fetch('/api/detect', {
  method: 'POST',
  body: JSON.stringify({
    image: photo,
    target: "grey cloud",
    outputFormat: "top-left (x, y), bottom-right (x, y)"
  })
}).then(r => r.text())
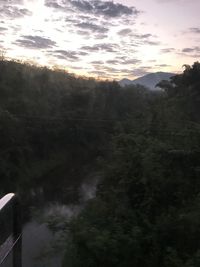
top-left (0, 0), bottom-right (24, 5)
top-left (45, 1), bottom-right (63, 9)
top-left (81, 45), bottom-right (99, 52)
top-left (81, 43), bottom-right (119, 53)
top-left (66, 17), bottom-right (108, 39)
top-left (0, 5), bottom-right (31, 19)
top-left (92, 64), bottom-right (133, 75)
top-left (90, 64), bottom-right (152, 78)
top-left (119, 31), bottom-right (160, 47)
top-left (45, 0), bottom-right (139, 18)
top-left (92, 65), bottom-right (150, 77)
top-left (182, 47), bottom-right (200, 53)
top-left (123, 59), bottom-right (141, 64)
top-left (92, 65), bottom-right (123, 74)
top-left (118, 28), bottom-right (132, 36)
top-left (76, 30), bottom-right (90, 36)
top-left (90, 70), bottom-right (107, 76)
top-left (106, 60), bottom-right (119, 65)
top-left (182, 48), bottom-right (194, 53)
top-left (51, 50), bottom-right (79, 60)
top-left (145, 40), bottom-right (160, 46)
top-left (78, 15), bottom-right (98, 23)
top-left (126, 33), bottom-right (161, 47)
top-left (91, 60), bottom-right (104, 64)
top-left (70, 66), bottom-right (86, 70)
top-left (0, 27), bottom-right (7, 31)
top-left (66, 18), bottom-right (80, 24)
top-left (115, 66), bottom-right (152, 76)
top-left (10, 25), bottom-right (21, 32)
top-left (131, 68), bottom-right (151, 76)
top-left (15, 35), bottom-right (56, 49)
top-left (102, 66), bottom-right (122, 73)
top-left (132, 33), bottom-right (153, 39)
top-left (156, 64), bottom-right (171, 67)
top-left (49, 49), bottom-right (88, 61)
top-left (75, 22), bottom-right (108, 33)
top-left (94, 33), bottom-right (108, 39)
top-left (148, 59), bottom-right (157, 62)
top-left (78, 51), bottom-right (88, 56)
top-left (68, 0), bottom-right (93, 12)
top-left (106, 58), bottom-right (141, 65)
top-left (118, 30), bottom-right (154, 39)
top-left (189, 27), bottom-right (200, 34)
top-left (160, 48), bottom-right (175, 53)
top-left (97, 43), bottom-right (118, 52)
top-left (69, 0), bottom-right (138, 17)
top-left (156, 0), bottom-right (187, 2)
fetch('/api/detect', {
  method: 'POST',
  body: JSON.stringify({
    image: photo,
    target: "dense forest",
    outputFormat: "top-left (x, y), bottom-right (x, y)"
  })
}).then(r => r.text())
top-left (0, 59), bottom-right (200, 266)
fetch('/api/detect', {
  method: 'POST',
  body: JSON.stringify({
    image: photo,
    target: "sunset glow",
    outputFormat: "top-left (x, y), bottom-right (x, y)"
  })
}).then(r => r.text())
top-left (0, 0), bottom-right (199, 79)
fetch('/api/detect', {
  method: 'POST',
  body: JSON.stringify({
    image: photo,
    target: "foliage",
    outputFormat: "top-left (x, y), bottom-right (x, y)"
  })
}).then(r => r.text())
top-left (0, 60), bottom-right (152, 203)
top-left (63, 62), bottom-right (200, 266)
top-left (1, 59), bottom-right (200, 266)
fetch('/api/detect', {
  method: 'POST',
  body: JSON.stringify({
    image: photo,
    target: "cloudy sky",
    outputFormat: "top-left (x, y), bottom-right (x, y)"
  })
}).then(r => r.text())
top-left (0, 0), bottom-right (200, 79)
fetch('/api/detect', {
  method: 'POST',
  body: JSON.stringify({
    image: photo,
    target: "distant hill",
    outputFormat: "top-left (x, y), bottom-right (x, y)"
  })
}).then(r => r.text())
top-left (119, 72), bottom-right (175, 90)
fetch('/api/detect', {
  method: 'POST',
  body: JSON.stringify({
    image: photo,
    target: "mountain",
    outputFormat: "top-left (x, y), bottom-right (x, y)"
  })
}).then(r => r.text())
top-left (119, 72), bottom-right (175, 90)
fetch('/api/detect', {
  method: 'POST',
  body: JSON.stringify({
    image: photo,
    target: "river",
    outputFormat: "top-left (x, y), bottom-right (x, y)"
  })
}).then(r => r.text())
top-left (22, 176), bottom-right (99, 267)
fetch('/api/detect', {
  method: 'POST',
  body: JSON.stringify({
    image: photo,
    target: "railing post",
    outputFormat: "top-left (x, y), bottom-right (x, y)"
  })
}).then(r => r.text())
top-left (0, 193), bottom-right (22, 267)
top-left (13, 196), bottom-right (22, 267)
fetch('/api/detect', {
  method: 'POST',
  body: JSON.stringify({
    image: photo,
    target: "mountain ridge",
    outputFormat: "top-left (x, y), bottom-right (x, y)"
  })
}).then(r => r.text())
top-left (119, 71), bottom-right (175, 90)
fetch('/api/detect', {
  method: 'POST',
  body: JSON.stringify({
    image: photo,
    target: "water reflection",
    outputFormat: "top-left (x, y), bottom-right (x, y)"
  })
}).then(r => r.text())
top-left (22, 177), bottom-right (99, 267)
top-left (22, 220), bottom-right (62, 267)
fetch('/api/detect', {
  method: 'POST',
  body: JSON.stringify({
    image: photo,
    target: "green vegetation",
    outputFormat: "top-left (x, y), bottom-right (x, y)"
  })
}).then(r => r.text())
top-left (63, 62), bottom-right (200, 267)
top-left (0, 58), bottom-right (200, 266)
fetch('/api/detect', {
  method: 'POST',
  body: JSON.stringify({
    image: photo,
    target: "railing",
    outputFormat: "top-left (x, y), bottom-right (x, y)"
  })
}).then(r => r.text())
top-left (0, 194), bottom-right (22, 267)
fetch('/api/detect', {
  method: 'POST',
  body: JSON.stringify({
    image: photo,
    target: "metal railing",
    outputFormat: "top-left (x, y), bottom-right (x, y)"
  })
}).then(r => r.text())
top-left (0, 194), bottom-right (22, 267)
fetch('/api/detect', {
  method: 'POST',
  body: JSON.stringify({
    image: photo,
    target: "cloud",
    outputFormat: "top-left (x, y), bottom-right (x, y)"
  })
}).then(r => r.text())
top-left (91, 60), bottom-right (104, 64)
top-left (118, 30), bottom-right (160, 47)
top-left (123, 59), bottom-right (141, 64)
top-left (81, 45), bottom-right (99, 52)
top-left (49, 49), bottom-right (89, 61)
top-left (81, 43), bottom-right (119, 53)
top-left (106, 60), bottom-right (119, 65)
top-left (45, 1), bottom-right (64, 9)
top-left (118, 29), bottom-right (155, 40)
top-left (90, 70), bottom-right (107, 76)
top-left (131, 67), bottom-right (151, 76)
top-left (180, 47), bottom-right (200, 58)
top-left (106, 57), bottom-right (141, 65)
top-left (15, 35), bottom-right (56, 49)
top-left (189, 27), bottom-right (200, 34)
top-left (132, 33), bottom-right (153, 39)
top-left (156, 64), bottom-right (171, 67)
top-left (0, 27), bottom-right (7, 32)
top-left (118, 28), bottom-right (132, 36)
top-left (94, 33), bottom-right (108, 39)
top-left (65, 18), bottom-right (80, 24)
top-left (75, 22), bottom-right (108, 33)
top-left (160, 48), bottom-right (175, 53)
top-left (91, 63), bottom-right (148, 77)
top-left (45, 0), bottom-right (139, 18)
top-left (50, 49), bottom-right (80, 60)
top-left (97, 43), bottom-right (119, 52)
top-left (182, 47), bottom-right (200, 53)
top-left (145, 40), bottom-right (160, 46)
top-left (0, 5), bottom-right (31, 19)
top-left (156, 0), bottom-right (188, 3)
top-left (0, 0), bottom-right (24, 5)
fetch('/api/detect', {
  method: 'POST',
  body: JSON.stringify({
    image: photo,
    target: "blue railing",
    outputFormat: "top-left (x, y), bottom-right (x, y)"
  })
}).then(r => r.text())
top-left (0, 194), bottom-right (22, 267)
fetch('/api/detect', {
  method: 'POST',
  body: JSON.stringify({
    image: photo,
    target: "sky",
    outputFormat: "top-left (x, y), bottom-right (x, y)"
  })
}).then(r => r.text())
top-left (0, 0), bottom-right (200, 80)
